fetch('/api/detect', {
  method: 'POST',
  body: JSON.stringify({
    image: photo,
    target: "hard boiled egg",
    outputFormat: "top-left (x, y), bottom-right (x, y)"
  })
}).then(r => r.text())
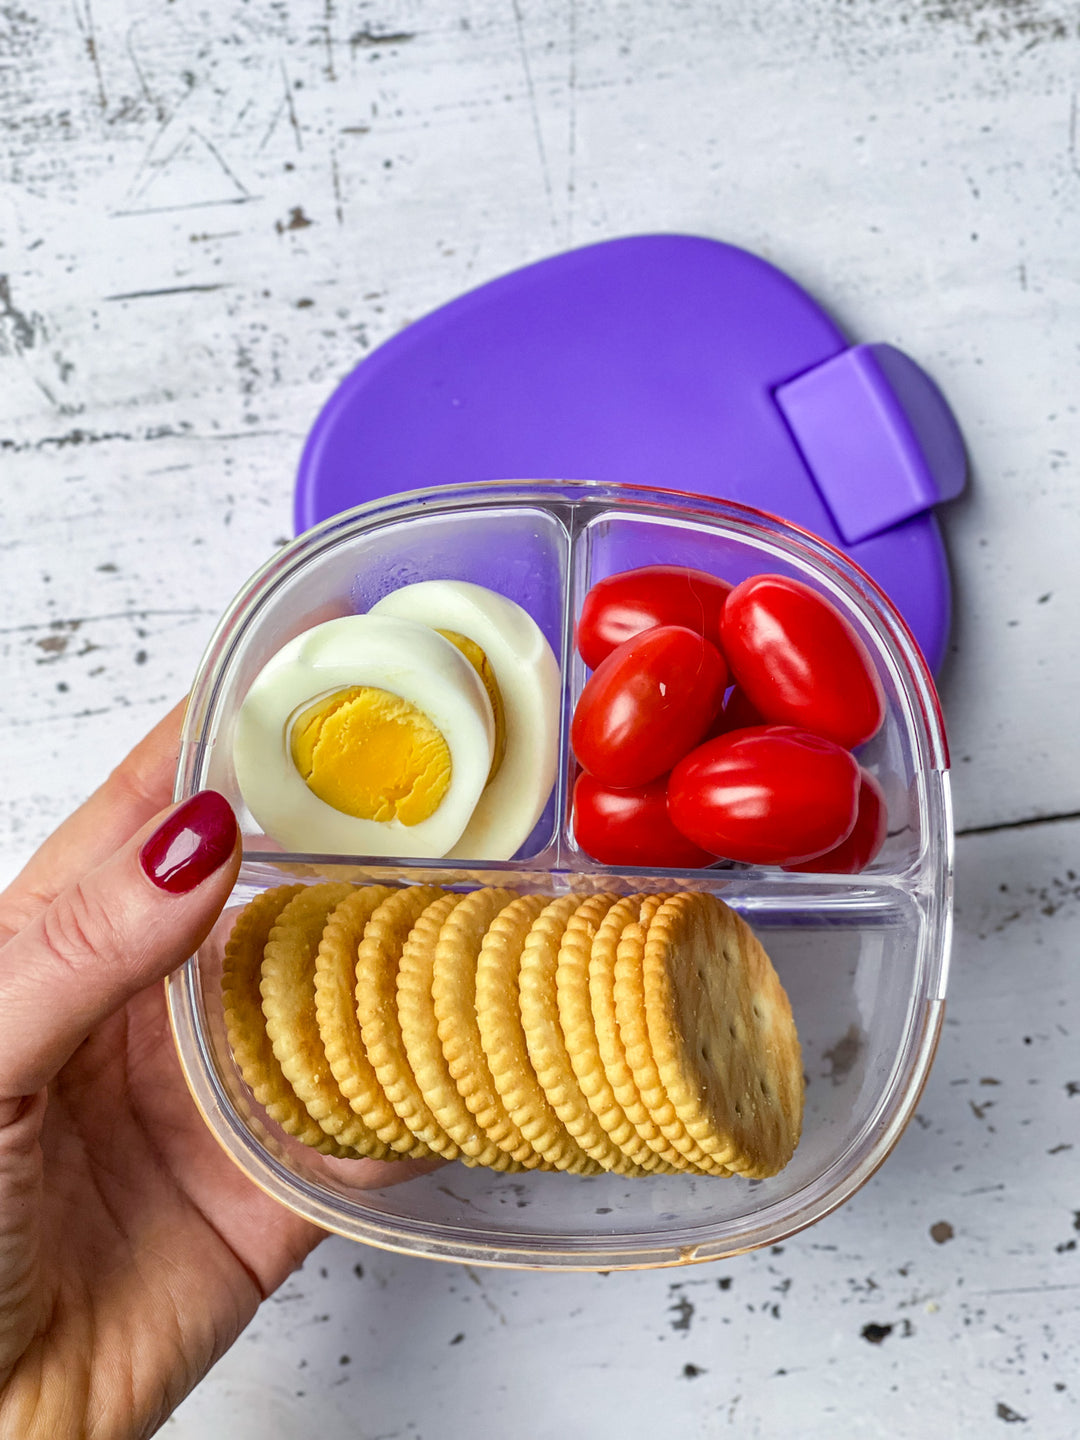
top-left (368, 580), bottom-right (560, 860)
top-left (233, 614), bottom-right (495, 857)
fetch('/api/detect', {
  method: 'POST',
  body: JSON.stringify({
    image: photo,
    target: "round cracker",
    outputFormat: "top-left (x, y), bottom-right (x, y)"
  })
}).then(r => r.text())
top-left (398, 891), bottom-right (524, 1171)
top-left (352, 885), bottom-right (456, 1157)
top-left (433, 888), bottom-right (549, 1167)
top-left (476, 894), bottom-right (602, 1174)
top-left (590, 894), bottom-right (716, 1173)
top-left (642, 893), bottom-right (804, 1178)
top-left (554, 895), bottom-right (683, 1173)
top-left (608, 897), bottom-right (730, 1176)
top-left (222, 885), bottom-right (353, 1157)
top-left (520, 895), bottom-right (660, 1176)
top-left (313, 883), bottom-right (438, 1157)
top-left (262, 882), bottom-right (401, 1158)
top-left (366, 891), bottom-right (464, 1155)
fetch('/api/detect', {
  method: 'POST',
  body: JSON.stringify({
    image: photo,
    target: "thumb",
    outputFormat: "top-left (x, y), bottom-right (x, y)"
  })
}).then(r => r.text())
top-left (0, 791), bottom-right (240, 1102)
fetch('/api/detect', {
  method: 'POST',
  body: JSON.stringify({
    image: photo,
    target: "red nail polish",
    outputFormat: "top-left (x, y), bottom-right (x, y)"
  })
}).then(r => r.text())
top-left (139, 791), bottom-right (238, 895)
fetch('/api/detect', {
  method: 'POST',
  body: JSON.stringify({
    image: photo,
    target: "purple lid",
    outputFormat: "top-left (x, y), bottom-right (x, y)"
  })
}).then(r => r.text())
top-left (295, 235), bottom-right (965, 671)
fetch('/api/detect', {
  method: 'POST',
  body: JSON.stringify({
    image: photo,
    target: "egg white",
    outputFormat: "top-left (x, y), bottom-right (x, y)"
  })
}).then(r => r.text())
top-left (369, 580), bottom-right (560, 861)
top-left (233, 614), bottom-right (495, 857)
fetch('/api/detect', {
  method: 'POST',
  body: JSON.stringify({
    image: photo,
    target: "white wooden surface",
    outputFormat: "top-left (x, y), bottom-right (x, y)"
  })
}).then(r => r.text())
top-left (3, 2), bottom-right (1079, 1435)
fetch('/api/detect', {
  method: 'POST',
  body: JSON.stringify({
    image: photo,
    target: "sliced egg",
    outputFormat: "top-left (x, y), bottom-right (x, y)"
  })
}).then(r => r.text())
top-left (233, 614), bottom-right (495, 856)
top-left (369, 580), bottom-right (560, 861)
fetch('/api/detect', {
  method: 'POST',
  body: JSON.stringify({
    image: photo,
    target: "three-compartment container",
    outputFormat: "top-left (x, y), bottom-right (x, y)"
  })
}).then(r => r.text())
top-left (166, 480), bottom-right (952, 1270)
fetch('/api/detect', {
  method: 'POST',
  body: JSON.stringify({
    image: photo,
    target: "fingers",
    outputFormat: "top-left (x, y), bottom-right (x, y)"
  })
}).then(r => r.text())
top-left (0, 1090), bottom-right (48, 1373)
top-left (0, 791), bottom-right (239, 1103)
top-left (0, 701), bottom-right (187, 945)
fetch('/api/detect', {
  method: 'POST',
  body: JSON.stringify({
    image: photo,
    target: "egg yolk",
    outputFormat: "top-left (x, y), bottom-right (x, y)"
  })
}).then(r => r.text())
top-left (436, 629), bottom-right (507, 784)
top-left (287, 632), bottom-right (507, 828)
top-left (289, 687), bottom-right (452, 826)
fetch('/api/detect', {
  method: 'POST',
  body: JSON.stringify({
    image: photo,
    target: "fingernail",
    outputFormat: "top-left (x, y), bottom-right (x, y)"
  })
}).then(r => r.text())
top-left (139, 791), bottom-right (238, 895)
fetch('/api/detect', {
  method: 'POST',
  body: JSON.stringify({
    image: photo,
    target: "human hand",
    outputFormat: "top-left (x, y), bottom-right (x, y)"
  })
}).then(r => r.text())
top-left (0, 706), bottom-right (352, 1438)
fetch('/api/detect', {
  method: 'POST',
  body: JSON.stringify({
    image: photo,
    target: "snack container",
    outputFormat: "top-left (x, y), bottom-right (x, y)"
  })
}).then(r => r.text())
top-left (166, 480), bottom-right (952, 1271)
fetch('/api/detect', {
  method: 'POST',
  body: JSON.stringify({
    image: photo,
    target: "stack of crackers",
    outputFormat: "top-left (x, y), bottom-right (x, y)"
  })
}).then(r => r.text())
top-left (222, 884), bottom-right (804, 1178)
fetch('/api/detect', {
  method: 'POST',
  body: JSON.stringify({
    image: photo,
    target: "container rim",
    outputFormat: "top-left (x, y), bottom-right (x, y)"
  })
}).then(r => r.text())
top-left (166, 478), bottom-right (953, 1270)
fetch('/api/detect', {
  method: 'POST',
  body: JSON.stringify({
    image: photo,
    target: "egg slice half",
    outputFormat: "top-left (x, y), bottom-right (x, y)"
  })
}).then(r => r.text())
top-left (369, 580), bottom-right (560, 860)
top-left (233, 614), bottom-right (495, 856)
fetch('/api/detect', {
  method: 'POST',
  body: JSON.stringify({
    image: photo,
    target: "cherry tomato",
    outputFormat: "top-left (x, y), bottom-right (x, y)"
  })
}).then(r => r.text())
top-left (572, 772), bottom-right (718, 869)
top-left (667, 726), bottom-right (860, 866)
top-left (783, 768), bottom-right (887, 874)
top-left (571, 625), bottom-right (728, 787)
top-left (576, 565), bottom-right (732, 671)
top-left (720, 575), bottom-right (885, 750)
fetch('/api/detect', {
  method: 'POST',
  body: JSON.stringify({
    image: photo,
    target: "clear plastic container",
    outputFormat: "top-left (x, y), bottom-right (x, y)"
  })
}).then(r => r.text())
top-left (166, 480), bottom-right (952, 1271)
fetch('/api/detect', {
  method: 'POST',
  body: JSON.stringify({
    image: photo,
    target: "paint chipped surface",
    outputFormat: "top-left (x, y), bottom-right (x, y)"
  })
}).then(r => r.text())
top-left (3, 2), bottom-right (1080, 1438)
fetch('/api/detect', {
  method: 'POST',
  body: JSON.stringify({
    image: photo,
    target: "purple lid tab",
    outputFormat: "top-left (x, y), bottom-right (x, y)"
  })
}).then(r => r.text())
top-left (774, 343), bottom-right (968, 545)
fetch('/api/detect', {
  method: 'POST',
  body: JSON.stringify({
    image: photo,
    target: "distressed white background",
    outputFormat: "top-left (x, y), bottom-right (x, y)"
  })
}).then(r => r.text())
top-left (2, 1), bottom-right (1079, 1435)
